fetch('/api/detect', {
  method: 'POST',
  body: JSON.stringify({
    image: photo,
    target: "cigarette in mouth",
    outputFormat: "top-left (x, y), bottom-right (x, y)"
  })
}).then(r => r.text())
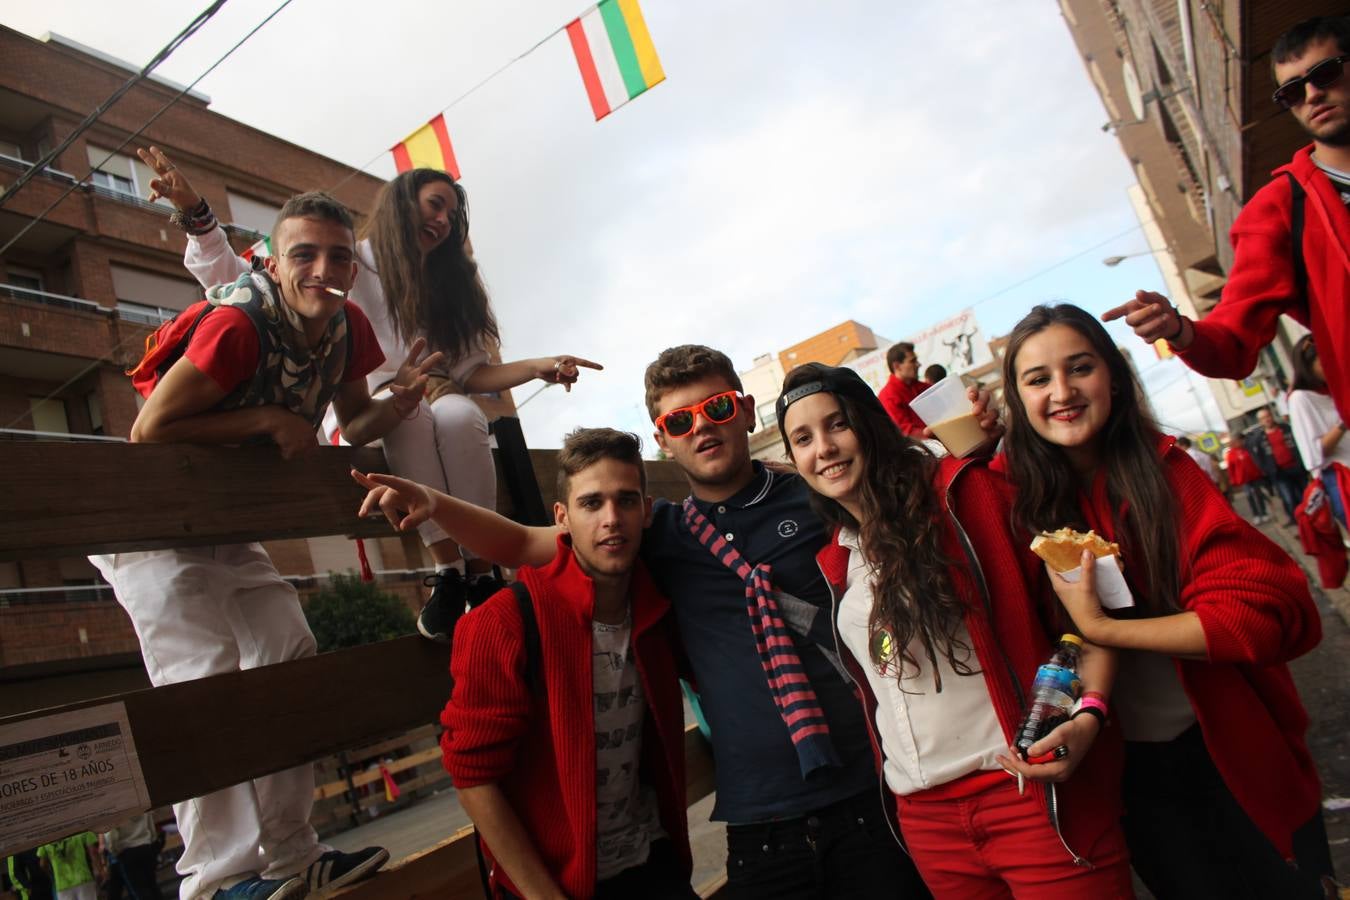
top-left (322, 287), bottom-right (348, 298)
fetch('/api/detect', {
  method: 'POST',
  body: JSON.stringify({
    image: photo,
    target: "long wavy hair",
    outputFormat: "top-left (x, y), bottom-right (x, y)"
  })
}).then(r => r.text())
top-left (1289, 334), bottom-right (1324, 392)
top-left (778, 364), bottom-right (973, 686)
top-left (360, 169), bottom-right (499, 362)
top-left (1001, 304), bottom-right (1181, 615)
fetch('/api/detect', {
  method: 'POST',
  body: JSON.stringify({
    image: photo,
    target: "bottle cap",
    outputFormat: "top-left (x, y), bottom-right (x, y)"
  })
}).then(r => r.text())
top-left (1058, 634), bottom-right (1084, 647)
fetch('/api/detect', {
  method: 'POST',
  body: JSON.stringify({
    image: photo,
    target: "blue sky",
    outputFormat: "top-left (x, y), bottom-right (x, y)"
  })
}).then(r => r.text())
top-left (5, 0), bottom-right (1227, 447)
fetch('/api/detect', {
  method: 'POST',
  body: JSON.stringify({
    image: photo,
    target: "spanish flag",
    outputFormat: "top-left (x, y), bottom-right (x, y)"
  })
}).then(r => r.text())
top-left (566, 0), bottom-right (665, 122)
top-left (391, 114), bottom-right (461, 179)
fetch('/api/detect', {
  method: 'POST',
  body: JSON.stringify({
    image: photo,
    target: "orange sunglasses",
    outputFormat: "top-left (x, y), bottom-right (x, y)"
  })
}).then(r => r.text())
top-left (655, 390), bottom-right (744, 437)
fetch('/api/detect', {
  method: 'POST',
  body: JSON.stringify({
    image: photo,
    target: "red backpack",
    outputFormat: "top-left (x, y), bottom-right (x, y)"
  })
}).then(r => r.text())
top-left (125, 300), bottom-right (215, 398)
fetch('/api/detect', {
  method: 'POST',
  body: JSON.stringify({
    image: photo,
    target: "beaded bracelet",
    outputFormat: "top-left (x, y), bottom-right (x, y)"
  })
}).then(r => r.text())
top-left (169, 198), bottom-right (217, 236)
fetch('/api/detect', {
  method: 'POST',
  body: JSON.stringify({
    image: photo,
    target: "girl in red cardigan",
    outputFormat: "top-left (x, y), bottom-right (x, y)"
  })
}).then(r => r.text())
top-left (999, 303), bottom-right (1333, 899)
top-left (776, 363), bottom-right (1133, 898)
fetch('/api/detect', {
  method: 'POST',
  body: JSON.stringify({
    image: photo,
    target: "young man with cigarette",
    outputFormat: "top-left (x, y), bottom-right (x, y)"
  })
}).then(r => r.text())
top-left (93, 192), bottom-right (440, 900)
top-left (359, 429), bottom-right (693, 899)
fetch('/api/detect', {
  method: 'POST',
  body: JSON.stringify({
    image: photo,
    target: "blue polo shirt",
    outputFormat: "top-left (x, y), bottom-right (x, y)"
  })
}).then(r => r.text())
top-left (644, 462), bottom-right (876, 823)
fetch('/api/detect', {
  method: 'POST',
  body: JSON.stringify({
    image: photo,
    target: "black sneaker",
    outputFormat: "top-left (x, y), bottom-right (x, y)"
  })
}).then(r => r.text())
top-left (467, 574), bottom-right (508, 610)
top-left (300, 846), bottom-right (389, 895)
top-left (417, 570), bottom-right (469, 643)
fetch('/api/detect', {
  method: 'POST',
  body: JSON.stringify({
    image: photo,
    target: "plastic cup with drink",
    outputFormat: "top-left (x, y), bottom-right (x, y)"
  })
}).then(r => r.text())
top-left (909, 374), bottom-right (990, 458)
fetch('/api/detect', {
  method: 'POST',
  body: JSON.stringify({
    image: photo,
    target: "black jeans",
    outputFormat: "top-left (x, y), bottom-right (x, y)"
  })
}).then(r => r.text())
top-left (595, 840), bottom-right (698, 899)
top-left (1122, 725), bottom-right (1334, 900)
top-left (499, 840), bottom-right (695, 900)
top-left (723, 788), bottom-right (931, 900)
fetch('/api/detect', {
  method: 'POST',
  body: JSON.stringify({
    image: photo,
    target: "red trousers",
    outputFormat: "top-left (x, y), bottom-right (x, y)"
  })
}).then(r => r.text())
top-left (896, 772), bottom-right (1134, 899)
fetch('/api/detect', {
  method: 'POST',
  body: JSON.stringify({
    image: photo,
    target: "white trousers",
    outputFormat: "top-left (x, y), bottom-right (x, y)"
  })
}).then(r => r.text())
top-left (377, 392), bottom-right (497, 553)
top-left (90, 544), bottom-right (327, 899)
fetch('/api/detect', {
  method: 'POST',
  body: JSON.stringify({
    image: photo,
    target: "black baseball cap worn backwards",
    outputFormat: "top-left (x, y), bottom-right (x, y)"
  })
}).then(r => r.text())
top-left (775, 363), bottom-right (886, 434)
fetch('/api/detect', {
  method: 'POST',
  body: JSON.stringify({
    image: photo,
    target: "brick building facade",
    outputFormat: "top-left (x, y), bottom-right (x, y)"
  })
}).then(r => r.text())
top-left (1058, 0), bottom-right (1344, 413)
top-left (0, 28), bottom-right (435, 671)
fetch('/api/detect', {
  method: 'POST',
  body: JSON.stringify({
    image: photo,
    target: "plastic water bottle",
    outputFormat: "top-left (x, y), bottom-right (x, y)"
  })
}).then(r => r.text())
top-left (1014, 634), bottom-right (1083, 756)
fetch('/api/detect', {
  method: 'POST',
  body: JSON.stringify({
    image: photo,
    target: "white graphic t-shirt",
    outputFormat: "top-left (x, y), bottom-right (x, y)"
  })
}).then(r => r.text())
top-left (592, 616), bottom-right (663, 881)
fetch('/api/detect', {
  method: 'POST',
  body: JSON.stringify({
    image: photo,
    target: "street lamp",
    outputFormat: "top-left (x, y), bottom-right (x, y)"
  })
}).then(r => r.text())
top-left (1103, 249), bottom-right (1163, 267)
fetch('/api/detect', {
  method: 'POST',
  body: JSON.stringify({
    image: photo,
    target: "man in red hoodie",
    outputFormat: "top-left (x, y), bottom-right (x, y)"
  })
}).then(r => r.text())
top-left (1104, 17), bottom-right (1350, 421)
top-left (876, 342), bottom-right (932, 436)
top-left (357, 429), bottom-right (693, 900)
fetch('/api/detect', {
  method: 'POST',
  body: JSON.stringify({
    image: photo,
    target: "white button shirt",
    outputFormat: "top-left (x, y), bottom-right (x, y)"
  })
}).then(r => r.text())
top-left (837, 528), bottom-right (1008, 796)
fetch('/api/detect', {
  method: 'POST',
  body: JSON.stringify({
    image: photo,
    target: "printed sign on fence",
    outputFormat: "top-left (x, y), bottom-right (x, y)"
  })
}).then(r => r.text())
top-left (0, 702), bottom-right (149, 857)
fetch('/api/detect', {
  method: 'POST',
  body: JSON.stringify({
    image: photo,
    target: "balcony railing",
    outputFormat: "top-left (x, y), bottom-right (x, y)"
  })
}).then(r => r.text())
top-left (0, 282), bottom-right (108, 315)
top-left (0, 427), bottom-right (125, 442)
top-left (0, 152), bottom-right (265, 237)
top-left (0, 284), bottom-right (190, 328)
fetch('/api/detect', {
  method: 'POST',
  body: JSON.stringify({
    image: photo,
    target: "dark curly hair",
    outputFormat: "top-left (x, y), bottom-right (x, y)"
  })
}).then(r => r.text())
top-left (778, 363), bottom-right (973, 686)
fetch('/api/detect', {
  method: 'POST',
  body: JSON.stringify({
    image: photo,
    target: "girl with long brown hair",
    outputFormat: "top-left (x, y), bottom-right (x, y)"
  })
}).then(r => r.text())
top-left (1000, 302), bottom-right (1332, 898)
top-left (776, 363), bottom-right (1132, 898)
top-left (141, 149), bottom-right (599, 642)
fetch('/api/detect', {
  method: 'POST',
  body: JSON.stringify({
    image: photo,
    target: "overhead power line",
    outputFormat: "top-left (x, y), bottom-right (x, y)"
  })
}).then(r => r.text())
top-left (0, 0), bottom-right (299, 259)
top-left (0, 1), bottom-right (227, 211)
top-left (326, 7), bottom-right (589, 195)
top-left (968, 223), bottom-right (1146, 312)
top-left (0, 0), bottom-right (302, 429)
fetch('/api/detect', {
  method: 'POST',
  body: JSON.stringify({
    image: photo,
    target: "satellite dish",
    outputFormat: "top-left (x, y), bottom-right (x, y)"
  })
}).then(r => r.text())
top-left (1122, 59), bottom-right (1146, 121)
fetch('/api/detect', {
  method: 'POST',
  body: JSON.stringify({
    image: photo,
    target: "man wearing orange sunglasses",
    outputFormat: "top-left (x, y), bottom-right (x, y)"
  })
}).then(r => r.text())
top-left (639, 345), bottom-right (953, 899)
top-left (1105, 16), bottom-right (1350, 429)
top-left (353, 344), bottom-right (996, 898)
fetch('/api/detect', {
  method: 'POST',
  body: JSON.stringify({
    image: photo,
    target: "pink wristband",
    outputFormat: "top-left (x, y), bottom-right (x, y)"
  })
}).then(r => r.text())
top-left (1076, 695), bottom-right (1108, 717)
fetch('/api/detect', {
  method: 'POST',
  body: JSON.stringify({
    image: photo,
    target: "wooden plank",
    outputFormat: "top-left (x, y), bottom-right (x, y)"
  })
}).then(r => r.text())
top-left (330, 825), bottom-right (482, 900)
top-left (330, 724), bottom-right (715, 900)
top-left (1, 443), bottom-right (685, 562)
top-left (315, 746), bottom-right (443, 799)
top-left (0, 635), bottom-right (449, 812)
top-left (0, 443), bottom-right (392, 561)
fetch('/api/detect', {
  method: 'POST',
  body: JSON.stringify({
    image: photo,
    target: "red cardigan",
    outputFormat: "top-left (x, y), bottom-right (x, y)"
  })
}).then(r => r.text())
top-left (1075, 436), bottom-right (1323, 856)
top-left (876, 374), bottom-right (932, 436)
top-left (1177, 145), bottom-right (1350, 422)
top-left (817, 455), bottom-right (1126, 867)
top-left (441, 537), bottom-right (691, 898)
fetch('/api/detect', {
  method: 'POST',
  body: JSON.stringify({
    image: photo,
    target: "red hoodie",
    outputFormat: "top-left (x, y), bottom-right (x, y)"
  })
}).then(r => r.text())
top-left (441, 537), bottom-right (691, 898)
top-left (817, 455), bottom-right (1126, 867)
top-left (1075, 436), bottom-right (1323, 857)
top-left (1177, 145), bottom-right (1350, 423)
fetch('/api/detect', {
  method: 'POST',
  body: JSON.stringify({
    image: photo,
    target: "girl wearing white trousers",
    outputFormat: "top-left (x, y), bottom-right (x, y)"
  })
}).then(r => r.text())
top-left (139, 148), bottom-right (600, 642)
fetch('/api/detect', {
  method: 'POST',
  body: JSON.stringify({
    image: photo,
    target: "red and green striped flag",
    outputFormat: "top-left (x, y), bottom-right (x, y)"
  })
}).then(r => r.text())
top-left (566, 0), bottom-right (665, 121)
top-left (391, 113), bottom-right (461, 179)
top-left (241, 235), bottom-right (271, 264)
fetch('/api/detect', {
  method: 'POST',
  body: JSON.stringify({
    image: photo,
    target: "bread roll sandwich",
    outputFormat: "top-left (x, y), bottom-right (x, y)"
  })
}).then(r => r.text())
top-left (1030, 528), bottom-right (1122, 573)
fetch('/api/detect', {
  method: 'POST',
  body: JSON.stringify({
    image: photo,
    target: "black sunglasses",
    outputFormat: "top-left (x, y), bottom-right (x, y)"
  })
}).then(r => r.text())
top-left (1273, 54), bottom-right (1350, 110)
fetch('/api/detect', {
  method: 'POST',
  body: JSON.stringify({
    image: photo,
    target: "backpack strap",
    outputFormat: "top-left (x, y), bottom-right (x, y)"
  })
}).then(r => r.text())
top-left (1285, 171), bottom-right (1307, 303)
top-left (508, 581), bottom-right (543, 695)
